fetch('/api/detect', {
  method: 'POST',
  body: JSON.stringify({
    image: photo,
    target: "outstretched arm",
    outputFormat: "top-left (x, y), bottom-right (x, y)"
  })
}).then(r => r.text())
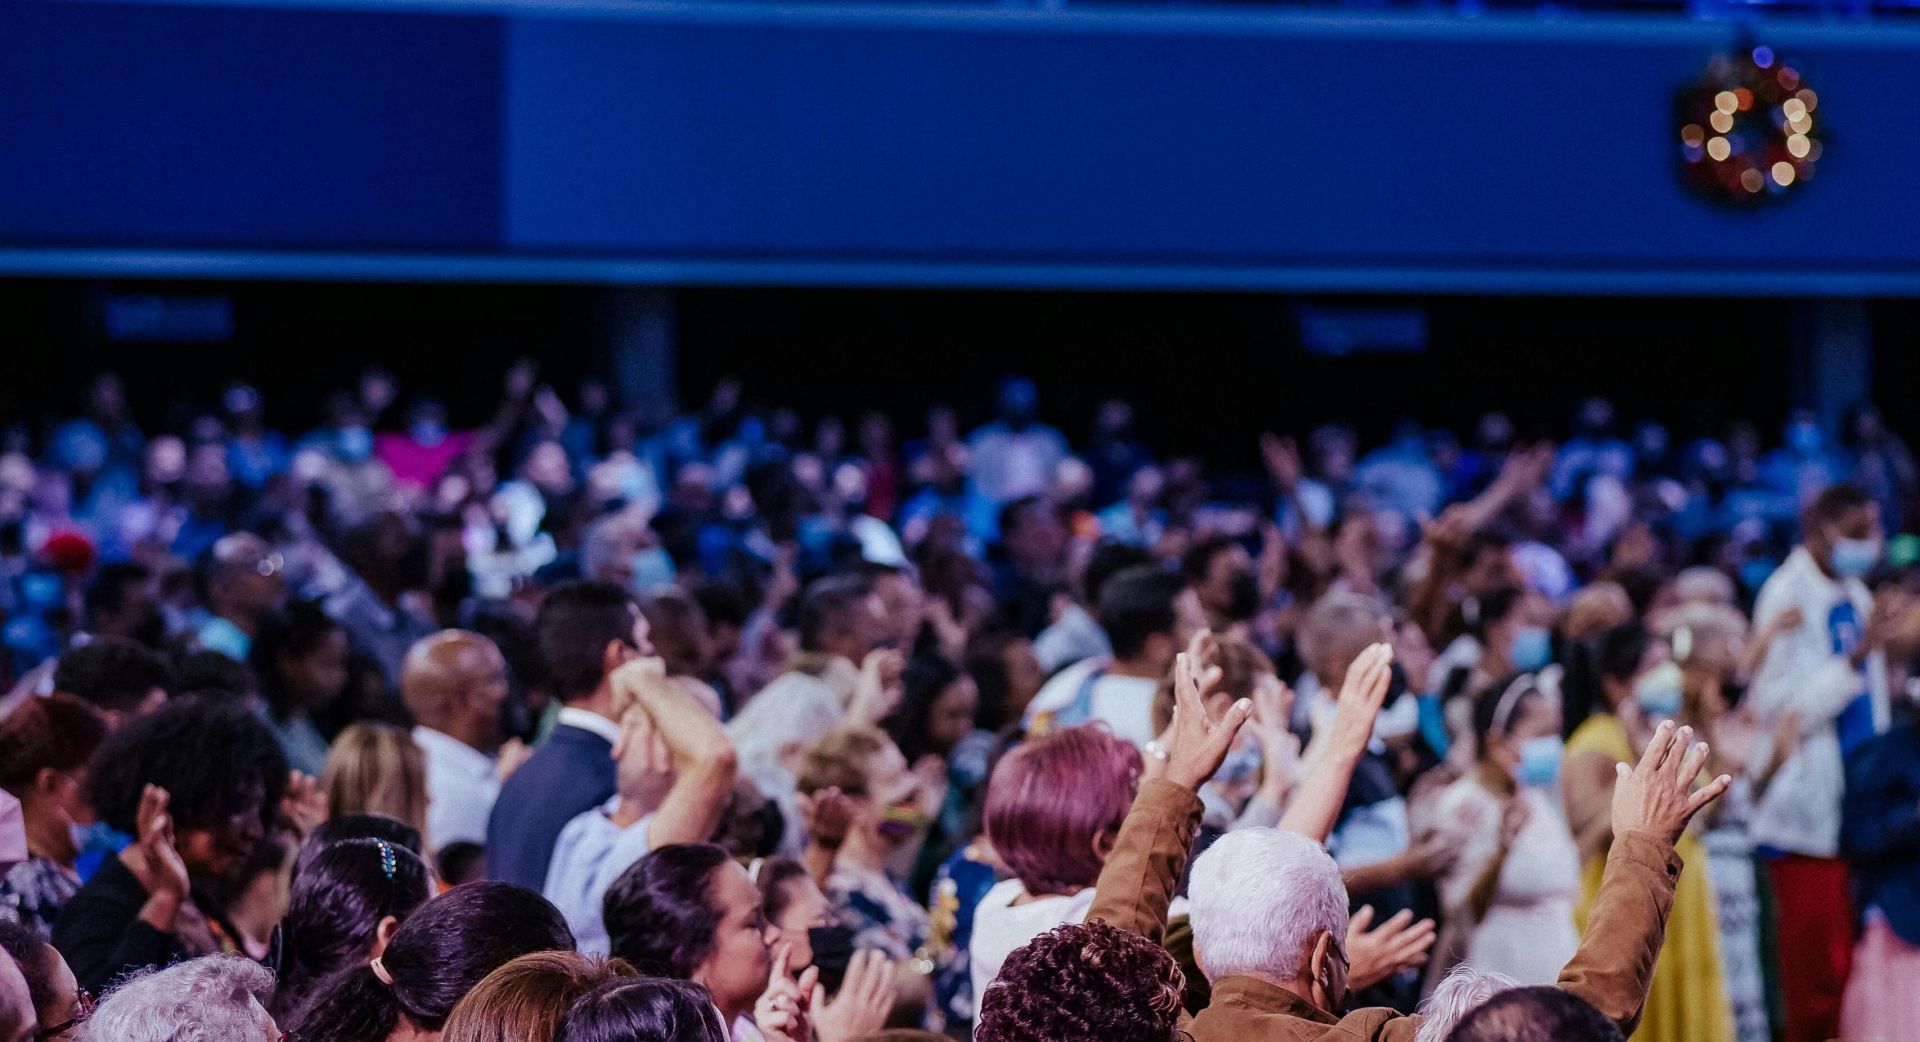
top-left (1089, 632), bottom-right (1250, 943)
top-left (609, 659), bottom-right (739, 848)
top-left (1556, 721), bottom-right (1731, 1036)
top-left (1279, 642), bottom-right (1394, 842)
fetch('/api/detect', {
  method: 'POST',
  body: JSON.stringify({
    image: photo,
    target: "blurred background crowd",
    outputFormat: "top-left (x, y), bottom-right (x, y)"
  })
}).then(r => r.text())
top-left (0, 363), bottom-right (1917, 1042)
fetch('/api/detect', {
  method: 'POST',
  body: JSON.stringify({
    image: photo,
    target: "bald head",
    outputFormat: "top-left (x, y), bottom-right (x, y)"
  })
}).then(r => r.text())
top-left (0, 947), bottom-right (30, 1042)
top-left (402, 630), bottom-right (508, 750)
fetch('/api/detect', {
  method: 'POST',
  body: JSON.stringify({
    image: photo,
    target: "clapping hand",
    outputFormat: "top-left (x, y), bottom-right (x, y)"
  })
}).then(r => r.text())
top-left (1345, 905), bottom-right (1437, 992)
top-left (812, 949), bottom-right (897, 1042)
top-left (121, 784), bottom-right (189, 905)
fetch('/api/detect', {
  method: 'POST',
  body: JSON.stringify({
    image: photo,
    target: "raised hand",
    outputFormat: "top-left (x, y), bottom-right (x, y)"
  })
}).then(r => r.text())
top-left (812, 949), bottom-right (897, 1042)
top-left (1161, 629), bottom-right (1253, 791)
top-left (755, 941), bottom-right (819, 1042)
top-left (1249, 678), bottom-right (1300, 792)
top-left (1261, 433), bottom-right (1306, 491)
top-left (121, 784), bottom-right (189, 904)
top-left (1345, 905), bottom-right (1437, 992)
top-left (281, 771), bottom-right (328, 837)
top-left (801, 787), bottom-right (857, 851)
top-left (1611, 720), bottom-right (1733, 847)
top-left (849, 649), bottom-right (905, 726)
top-left (1327, 643), bottom-right (1395, 753)
top-left (608, 656), bottom-right (670, 722)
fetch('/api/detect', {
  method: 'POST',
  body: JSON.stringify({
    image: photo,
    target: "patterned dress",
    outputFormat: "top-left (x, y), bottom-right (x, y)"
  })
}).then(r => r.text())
top-left (0, 855), bottom-right (81, 940)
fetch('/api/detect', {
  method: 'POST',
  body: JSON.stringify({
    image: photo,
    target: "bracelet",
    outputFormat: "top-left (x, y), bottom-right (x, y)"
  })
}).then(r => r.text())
top-left (1144, 740), bottom-right (1170, 763)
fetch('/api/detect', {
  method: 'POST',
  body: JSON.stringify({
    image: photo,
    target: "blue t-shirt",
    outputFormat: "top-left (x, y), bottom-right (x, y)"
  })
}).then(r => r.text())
top-left (1827, 601), bottom-right (1877, 756)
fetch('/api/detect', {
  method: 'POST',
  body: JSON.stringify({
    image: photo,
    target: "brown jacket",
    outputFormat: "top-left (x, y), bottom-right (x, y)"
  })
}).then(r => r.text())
top-left (1089, 778), bottom-right (1682, 1042)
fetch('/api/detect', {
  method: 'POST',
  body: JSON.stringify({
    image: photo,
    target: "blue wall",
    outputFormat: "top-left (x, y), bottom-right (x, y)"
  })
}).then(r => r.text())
top-left (5, 0), bottom-right (1920, 293)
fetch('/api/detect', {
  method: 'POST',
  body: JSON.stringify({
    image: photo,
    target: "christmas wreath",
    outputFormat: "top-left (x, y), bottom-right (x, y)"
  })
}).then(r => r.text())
top-left (1677, 45), bottom-right (1821, 205)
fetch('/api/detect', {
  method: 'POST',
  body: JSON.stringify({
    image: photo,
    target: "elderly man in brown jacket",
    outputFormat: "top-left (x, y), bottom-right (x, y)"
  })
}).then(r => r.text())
top-left (1088, 639), bottom-right (1730, 1042)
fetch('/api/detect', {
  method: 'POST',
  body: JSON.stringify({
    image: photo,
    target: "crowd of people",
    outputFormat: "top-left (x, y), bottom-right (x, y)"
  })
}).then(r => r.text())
top-left (0, 363), bottom-right (1917, 1042)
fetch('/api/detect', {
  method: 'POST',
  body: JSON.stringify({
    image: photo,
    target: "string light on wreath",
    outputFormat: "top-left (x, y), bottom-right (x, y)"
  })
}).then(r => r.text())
top-left (1676, 45), bottom-right (1822, 206)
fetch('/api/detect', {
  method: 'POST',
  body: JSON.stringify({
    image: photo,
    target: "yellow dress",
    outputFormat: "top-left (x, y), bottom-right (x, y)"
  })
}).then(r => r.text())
top-left (1566, 714), bottom-right (1734, 1042)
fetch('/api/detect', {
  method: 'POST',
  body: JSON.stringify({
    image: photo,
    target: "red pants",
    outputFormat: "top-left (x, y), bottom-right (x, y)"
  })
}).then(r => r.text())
top-left (1767, 854), bottom-right (1854, 1042)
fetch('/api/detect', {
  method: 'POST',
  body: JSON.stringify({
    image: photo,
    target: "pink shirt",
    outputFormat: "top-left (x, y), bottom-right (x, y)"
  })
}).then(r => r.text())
top-left (376, 429), bottom-right (476, 488)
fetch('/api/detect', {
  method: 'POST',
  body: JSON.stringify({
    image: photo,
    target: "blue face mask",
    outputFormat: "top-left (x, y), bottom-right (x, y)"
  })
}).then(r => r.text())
top-left (1518, 736), bottom-right (1564, 787)
top-left (1634, 662), bottom-right (1685, 719)
top-left (336, 426), bottom-right (373, 461)
top-left (1509, 626), bottom-right (1553, 674)
top-left (628, 547), bottom-right (677, 594)
top-left (1215, 740), bottom-right (1264, 785)
top-left (1830, 536), bottom-right (1881, 579)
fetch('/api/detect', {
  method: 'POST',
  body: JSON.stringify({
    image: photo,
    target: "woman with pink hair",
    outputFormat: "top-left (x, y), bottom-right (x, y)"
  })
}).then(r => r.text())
top-left (967, 724), bottom-right (1147, 1002)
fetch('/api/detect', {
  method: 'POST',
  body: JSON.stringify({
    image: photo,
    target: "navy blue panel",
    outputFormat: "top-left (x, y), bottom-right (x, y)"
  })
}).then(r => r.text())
top-left (502, 10), bottom-right (1920, 274)
top-left (0, 1), bottom-right (503, 250)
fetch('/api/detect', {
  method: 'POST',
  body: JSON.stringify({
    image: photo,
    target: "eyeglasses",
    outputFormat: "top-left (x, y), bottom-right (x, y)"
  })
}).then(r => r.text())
top-left (37, 989), bottom-right (93, 1040)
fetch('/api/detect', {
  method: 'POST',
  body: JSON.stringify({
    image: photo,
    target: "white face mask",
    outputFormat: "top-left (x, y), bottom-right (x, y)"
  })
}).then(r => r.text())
top-left (1830, 534), bottom-right (1882, 579)
top-left (1372, 693), bottom-right (1421, 743)
top-left (1634, 661), bottom-right (1685, 719)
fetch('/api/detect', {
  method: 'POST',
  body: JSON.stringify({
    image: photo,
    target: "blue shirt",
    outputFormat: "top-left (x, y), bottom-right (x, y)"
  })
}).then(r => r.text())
top-left (1842, 723), bottom-right (1920, 947)
top-left (486, 717), bottom-right (619, 890)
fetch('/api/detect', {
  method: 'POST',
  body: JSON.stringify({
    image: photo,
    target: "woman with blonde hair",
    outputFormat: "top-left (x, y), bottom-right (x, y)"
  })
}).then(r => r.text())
top-left (444, 951), bottom-right (635, 1042)
top-left (322, 722), bottom-right (429, 838)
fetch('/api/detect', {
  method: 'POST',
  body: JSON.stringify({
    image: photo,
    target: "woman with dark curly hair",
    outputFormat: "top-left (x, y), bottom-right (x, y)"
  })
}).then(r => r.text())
top-left (52, 694), bottom-right (288, 993)
top-left (974, 920), bottom-right (1185, 1042)
top-left (283, 881), bottom-right (575, 1042)
top-left (272, 837), bottom-right (435, 1019)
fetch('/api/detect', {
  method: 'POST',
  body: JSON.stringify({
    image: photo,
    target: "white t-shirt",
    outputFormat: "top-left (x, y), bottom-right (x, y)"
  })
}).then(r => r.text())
top-left (969, 880), bottom-right (1191, 1003)
top-left (1022, 658), bottom-right (1159, 747)
top-left (411, 726), bottom-right (500, 854)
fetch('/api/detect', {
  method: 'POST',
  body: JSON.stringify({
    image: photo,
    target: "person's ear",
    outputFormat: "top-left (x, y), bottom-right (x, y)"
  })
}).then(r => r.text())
top-left (1307, 930), bottom-right (1335, 1008)
top-left (371, 915), bottom-right (401, 957)
top-left (33, 767), bottom-right (62, 798)
top-left (1090, 828), bottom-right (1118, 864)
top-left (602, 638), bottom-right (637, 678)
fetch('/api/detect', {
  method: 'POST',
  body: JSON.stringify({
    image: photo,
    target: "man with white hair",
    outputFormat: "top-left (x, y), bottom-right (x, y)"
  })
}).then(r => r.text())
top-left (1093, 674), bottom-right (1729, 1042)
top-left (81, 953), bottom-right (278, 1042)
top-left (1413, 967), bottom-right (1519, 1042)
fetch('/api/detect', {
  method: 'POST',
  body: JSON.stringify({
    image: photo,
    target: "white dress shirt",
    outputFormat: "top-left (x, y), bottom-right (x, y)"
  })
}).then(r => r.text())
top-left (543, 798), bottom-right (653, 956)
top-left (556, 706), bottom-right (625, 745)
top-left (411, 726), bottom-right (500, 854)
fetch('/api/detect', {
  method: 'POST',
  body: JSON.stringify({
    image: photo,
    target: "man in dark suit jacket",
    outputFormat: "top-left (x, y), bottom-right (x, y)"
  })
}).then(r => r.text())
top-left (486, 581), bottom-right (651, 890)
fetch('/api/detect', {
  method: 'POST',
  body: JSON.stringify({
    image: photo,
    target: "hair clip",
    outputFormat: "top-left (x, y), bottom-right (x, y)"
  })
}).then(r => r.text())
top-left (376, 840), bottom-right (397, 880)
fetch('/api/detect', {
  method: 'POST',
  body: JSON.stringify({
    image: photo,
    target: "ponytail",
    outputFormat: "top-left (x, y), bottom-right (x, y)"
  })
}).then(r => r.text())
top-left (285, 964), bottom-right (402, 1042)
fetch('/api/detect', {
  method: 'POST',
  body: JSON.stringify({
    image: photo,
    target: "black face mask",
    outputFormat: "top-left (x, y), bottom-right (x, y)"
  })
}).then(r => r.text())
top-left (1227, 571), bottom-right (1261, 620)
top-left (131, 608), bottom-right (170, 649)
top-left (807, 924), bottom-right (857, 993)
